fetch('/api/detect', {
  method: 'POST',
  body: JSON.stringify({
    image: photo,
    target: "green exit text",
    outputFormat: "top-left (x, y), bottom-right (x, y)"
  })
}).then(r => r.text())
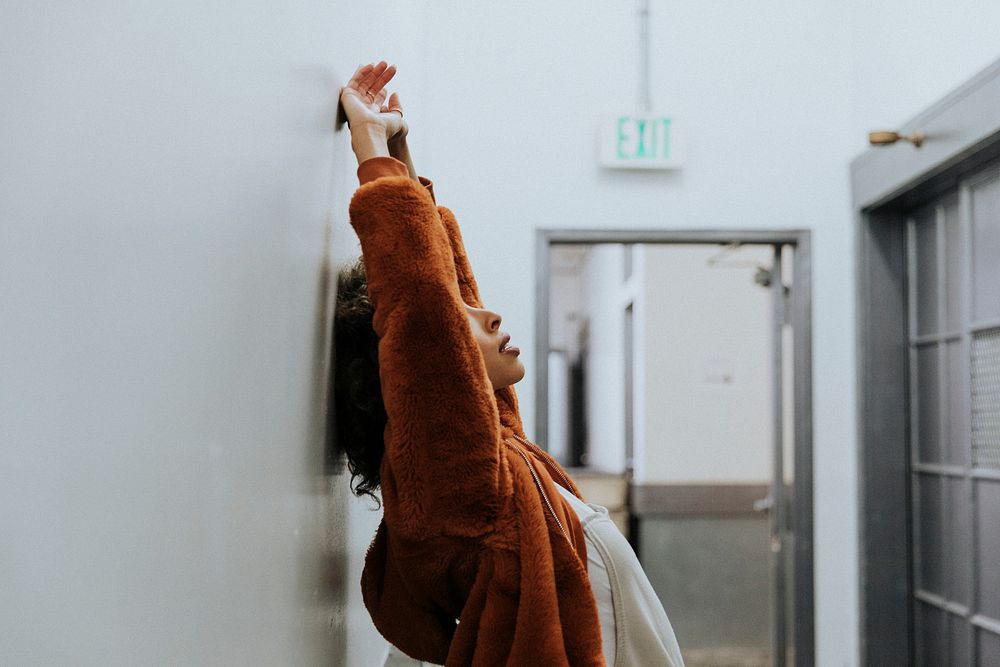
top-left (617, 116), bottom-right (672, 160)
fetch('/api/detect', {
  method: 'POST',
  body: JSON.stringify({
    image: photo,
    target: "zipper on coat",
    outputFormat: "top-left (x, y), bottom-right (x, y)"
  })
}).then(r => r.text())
top-left (510, 433), bottom-right (577, 496)
top-left (504, 438), bottom-right (572, 545)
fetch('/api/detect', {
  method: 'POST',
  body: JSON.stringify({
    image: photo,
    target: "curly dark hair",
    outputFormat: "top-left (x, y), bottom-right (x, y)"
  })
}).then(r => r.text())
top-left (333, 257), bottom-right (386, 505)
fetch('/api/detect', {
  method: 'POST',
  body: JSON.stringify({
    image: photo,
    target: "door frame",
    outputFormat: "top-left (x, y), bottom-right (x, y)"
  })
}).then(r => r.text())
top-left (535, 228), bottom-right (814, 666)
top-left (852, 57), bottom-right (1000, 665)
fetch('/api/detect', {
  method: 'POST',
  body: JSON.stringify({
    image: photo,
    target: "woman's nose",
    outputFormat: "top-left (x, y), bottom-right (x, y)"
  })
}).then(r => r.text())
top-left (487, 311), bottom-right (502, 331)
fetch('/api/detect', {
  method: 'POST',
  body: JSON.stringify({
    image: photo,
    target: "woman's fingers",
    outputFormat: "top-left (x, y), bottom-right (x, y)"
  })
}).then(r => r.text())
top-left (346, 63), bottom-right (373, 91)
top-left (345, 61), bottom-right (396, 104)
top-left (358, 61), bottom-right (388, 94)
top-left (387, 91), bottom-right (403, 115)
top-left (369, 64), bottom-right (397, 97)
top-left (379, 93), bottom-right (403, 116)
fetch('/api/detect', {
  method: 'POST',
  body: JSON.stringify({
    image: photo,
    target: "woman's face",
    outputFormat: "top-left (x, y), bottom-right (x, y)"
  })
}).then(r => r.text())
top-left (464, 303), bottom-right (525, 390)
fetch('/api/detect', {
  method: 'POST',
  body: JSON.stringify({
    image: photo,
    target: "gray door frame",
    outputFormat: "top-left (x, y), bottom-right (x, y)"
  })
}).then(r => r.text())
top-left (535, 228), bottom-right (814, 666)
top-left (852, 57), bottom-right (1000, 665)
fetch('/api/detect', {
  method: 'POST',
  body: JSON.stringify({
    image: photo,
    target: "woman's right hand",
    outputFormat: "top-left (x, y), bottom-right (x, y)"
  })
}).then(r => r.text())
top-left (340, 61), bottom-right (407, 143)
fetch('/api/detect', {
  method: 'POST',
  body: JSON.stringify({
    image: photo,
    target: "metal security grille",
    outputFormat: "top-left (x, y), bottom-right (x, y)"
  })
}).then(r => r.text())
top-left (908, 163), bottom-right (1000, 666)
top-left (972, 328), bottom-right (1000, 469)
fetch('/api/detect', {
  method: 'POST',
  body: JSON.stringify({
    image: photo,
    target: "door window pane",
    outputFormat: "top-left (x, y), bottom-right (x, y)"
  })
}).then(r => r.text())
top-left (971, 328), bottom-right (1000, 469)
top-left (978, 628), bottom-right (1000, 667)
top-left (914, 208), bottom-right (940, 335)
top-left (915, 601), bottom-right (946, 666)
top-left (917, 474), bottom-right (944, 595)
top-left (945, 341), bottom-right (969, 466)
top-left (948, 614), bottom-right (970, 667)
top-left (916, 345), bottom-right (942, 463)
top-left (944, 195), bottom-right (963, 331)
top-left (945, 477), bottom-right (970, 606)
top-left (976, 479), bottom-right (1000, 620)
top-left (971, 173), bottom-right (1000, 323)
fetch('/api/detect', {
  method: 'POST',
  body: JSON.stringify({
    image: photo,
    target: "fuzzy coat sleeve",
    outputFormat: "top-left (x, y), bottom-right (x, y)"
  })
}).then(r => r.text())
top-left (349, 176), bottom-right (510, 539)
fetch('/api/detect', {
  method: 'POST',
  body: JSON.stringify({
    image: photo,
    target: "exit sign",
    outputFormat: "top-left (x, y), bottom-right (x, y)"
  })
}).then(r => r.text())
top-left (599, 113), bottom-right (682, 169)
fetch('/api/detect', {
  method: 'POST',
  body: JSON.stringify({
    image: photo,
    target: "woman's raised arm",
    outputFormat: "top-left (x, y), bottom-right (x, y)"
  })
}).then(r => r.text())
top-left (341, 64), bottom-right (511, 538)
top-left (341, 62), bottom-right (526, 436)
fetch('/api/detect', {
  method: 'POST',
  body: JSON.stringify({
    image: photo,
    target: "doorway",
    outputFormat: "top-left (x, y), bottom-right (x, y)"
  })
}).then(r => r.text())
top-left (535, 230), bottom-right (814, 667)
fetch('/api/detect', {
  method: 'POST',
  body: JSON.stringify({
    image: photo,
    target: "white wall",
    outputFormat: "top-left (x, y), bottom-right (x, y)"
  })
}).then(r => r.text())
top-left (548, 265), bottom-right (585, 357)
top-left (638, 245), bottom-right (774, 484)
top-left (581, 245), bottom-right (629, 473)
top-left (847, 0), bottom-right (1000, 155)
top-left (0, 1), bottom-right (419, 665)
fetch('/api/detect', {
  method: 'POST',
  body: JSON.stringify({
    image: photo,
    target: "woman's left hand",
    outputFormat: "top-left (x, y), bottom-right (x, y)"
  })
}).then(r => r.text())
top-left (340, 61), bottom-right (407, 142)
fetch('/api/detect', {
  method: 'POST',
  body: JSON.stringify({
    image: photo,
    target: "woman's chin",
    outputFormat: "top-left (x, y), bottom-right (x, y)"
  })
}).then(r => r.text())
top-left (510, 361), bottom-right (526, 385)
top-left (492, 369), bottom-right (524, 391)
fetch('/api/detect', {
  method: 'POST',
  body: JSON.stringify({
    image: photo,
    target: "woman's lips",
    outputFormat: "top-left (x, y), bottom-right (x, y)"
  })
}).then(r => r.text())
top-left (499, 333), bottom-right (519, 356)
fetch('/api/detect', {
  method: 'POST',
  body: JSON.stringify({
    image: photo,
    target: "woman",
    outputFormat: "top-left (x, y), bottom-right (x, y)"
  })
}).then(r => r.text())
top-left (336, 61), bottom-right (684, 667)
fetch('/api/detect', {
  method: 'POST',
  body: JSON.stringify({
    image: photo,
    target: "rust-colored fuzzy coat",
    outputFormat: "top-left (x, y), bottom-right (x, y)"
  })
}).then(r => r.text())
top-left (349, 168), bottom-right (604, 666)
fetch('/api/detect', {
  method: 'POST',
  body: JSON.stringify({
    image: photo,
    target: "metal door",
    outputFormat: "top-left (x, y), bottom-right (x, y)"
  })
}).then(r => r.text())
top-left (907, 162), bottom-right (1000, 665)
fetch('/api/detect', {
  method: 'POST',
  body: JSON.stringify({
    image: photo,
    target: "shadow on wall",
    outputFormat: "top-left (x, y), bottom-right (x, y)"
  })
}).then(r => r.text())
top-left (317, 229), bottom-right (349, 663)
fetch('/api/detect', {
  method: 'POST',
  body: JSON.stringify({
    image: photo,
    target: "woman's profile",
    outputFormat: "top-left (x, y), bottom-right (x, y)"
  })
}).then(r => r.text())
top-left (335, 60), bottom-right (684, 667)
